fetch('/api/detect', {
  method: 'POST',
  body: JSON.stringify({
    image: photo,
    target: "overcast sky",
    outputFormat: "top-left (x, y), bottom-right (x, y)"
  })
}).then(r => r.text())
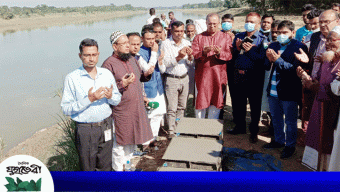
top-left (1, 0), bottom-right (210, 8)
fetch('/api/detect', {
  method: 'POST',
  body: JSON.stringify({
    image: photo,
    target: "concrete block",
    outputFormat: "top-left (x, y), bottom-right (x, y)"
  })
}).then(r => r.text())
top-left (175, 117), bottom-right (223, 139)
top-left (162, 137), bottom-right (222, 169)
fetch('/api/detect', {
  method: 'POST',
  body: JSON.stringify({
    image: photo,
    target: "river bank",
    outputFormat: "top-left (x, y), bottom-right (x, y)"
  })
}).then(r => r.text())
top-left (0, 8), bottom-right (223, 35)
top-left (0, 10), bottom-right (145, 35)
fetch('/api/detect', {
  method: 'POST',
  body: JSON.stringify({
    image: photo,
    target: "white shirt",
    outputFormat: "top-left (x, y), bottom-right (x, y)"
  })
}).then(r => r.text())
top-left (136, 51), bottom-right (166, 74)
top-left (146, 15), bottom-right (156, 25)
top-left (160, 37), bottom-right (193, 76)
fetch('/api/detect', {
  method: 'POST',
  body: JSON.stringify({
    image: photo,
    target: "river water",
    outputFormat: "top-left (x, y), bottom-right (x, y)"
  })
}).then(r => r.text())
top-left (0, 11), bottom-right (206, 154)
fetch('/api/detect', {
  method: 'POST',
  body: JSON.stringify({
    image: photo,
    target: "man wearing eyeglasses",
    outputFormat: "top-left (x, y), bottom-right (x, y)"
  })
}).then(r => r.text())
top-left (296, 10), bottom-right (340, 134)
top-left (102, 31), bottom-right (154, 171)
top-left (61, 38), bottom-right (122, 171)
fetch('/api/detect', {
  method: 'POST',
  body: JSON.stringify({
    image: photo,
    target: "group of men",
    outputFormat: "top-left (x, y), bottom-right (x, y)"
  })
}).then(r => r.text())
top-left (61, 4), bottom-right (340, 171)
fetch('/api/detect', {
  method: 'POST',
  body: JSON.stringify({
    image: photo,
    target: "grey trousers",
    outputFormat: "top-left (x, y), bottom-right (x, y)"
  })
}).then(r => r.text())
top-left (165, 75), bottom-right (189, 134)
top-left (75, 116), bottom-right (113, 171)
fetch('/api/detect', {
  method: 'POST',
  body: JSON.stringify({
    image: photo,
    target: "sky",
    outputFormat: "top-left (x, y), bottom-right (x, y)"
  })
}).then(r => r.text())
top-left (1, 0), bottom-right (210, 8)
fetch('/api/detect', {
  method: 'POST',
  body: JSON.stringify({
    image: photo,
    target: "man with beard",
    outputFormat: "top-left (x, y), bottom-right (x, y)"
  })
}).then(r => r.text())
top-left (296, 10), bottom-right (340, 133)
top-left (299, 28), bottom-right (340, 171)
top-left (192, 13), bottom-right (232, 120)
top-left (102, 31), bottom-right (153, 171)
top-left (138, 25), bottom-right (166, 146)
top-left (295, 4), bottom-right (315, 42)
top-left (61, 38), bottom-right (121, 171)
top-left (263, 20), bottom-right (308, 159)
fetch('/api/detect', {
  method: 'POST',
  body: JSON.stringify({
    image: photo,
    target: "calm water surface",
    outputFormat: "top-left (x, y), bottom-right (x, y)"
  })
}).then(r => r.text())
top-left (0, 11), bottom-right (206, 153)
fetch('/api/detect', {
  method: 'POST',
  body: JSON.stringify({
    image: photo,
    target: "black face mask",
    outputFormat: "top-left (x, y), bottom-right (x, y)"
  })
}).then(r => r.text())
top-left (118, 52), bottom-right (131, 62)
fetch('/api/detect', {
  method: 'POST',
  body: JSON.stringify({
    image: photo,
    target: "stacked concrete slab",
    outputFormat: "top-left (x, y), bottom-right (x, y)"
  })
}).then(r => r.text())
top-left (159, 117), bottom-right (223, 171)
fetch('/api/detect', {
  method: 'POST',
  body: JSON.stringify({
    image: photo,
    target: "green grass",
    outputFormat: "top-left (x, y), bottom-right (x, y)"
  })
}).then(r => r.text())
top-left (47, 115), bottom-right (80, 171)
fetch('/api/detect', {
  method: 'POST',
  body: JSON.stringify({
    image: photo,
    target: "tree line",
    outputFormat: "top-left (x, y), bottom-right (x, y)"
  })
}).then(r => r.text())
top-left (241, 0), bottom-right (338, 14)
top-left (182, 0), bottom-right (338, 13)
top-left (0, 4), bottom-right (146, 20)
top-left (182, 0), bottom-right (242, 9)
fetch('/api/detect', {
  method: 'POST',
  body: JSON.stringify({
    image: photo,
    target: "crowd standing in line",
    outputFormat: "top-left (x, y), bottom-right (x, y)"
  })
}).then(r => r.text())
top-left (61, 5), bottom-right (340, 171)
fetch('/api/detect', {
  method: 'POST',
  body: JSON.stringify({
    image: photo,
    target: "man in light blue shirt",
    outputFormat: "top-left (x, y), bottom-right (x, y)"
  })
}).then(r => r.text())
top-left (295, 4), bottom-right (315, 42)
top-left (61, 38), bottom-right (121, 171)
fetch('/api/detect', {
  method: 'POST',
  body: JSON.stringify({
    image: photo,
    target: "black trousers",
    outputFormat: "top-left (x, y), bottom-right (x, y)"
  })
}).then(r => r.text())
top-left (75, 116), bottom-right (113, 171)
top-left (232, 70), bottom-right (264, 135)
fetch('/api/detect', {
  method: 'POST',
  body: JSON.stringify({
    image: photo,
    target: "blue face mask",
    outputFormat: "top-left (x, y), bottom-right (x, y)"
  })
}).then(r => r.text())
top-left (277, 34), bottom-right (290, 44)
top-left (244, 22), bottom-right (256, 32)
top-left (222, 22), bottom-right (233, 31)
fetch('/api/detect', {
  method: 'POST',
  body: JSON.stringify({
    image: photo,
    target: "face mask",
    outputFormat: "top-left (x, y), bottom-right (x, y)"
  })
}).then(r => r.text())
top-left (277, 34), bottom-right (290, 45)
top-left (260, 28), bottom-right (271, 33)
top-left (312, 28), bottom-right (320, 33)
top-left (244, 22), bottom-right (256, 32)
top-left (222, 22), bottom-right (233, 31)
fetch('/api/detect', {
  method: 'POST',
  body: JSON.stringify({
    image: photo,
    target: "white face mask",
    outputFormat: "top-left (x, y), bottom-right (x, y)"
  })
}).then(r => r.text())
top-left (277, 34), bottom-right (291, 45)
top-left (260, 28), bottom-right (271, 33)
top-left (312, 28), bottom-right (320, 33)
top-left (244, 22), bottom-right (256, 32)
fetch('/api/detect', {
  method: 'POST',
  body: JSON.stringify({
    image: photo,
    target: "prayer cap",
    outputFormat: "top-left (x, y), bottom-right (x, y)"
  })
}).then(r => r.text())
top-left (332, 26), bottom-right (340, 35)
top-left (110, 31), bottom-right (124, 45)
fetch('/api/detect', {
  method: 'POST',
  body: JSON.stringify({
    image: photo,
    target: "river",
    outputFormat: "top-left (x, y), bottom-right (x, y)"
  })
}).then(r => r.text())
top-left (0, 11), bottom-right (207, 154)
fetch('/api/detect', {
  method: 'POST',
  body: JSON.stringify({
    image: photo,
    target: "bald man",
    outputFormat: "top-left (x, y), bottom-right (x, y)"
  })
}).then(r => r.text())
top-left (191, 13), bottom-right (232, 119)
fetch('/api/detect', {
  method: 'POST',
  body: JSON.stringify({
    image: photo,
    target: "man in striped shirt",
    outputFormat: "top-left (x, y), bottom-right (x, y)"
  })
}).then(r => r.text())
top-left (263, 20), bottom-right (308, 159)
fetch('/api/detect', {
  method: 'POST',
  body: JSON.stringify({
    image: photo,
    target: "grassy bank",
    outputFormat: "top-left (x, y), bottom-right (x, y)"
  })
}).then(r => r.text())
top-left (0, 10), bottom-right (145, 35)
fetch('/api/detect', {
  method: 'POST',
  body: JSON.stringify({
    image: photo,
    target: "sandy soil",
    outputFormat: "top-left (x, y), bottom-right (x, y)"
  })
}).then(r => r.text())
top-left (1, 124), bottom-right (63, 165)
top-left (0, 11), bottom-right (145, 35)
top-left (1, 7), bottom-right (311, 171)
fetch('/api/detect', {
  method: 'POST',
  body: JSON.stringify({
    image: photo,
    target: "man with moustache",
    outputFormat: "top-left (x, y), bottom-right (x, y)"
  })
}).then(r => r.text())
top-left (296, 10), bottom-right (340, 133)
top-left (161, 21), bottom-right (194, 138)
top-left (61, 38), bottom-right (122, 171)
top-left (191, 13), bottom-right (232, 119)
top-left (102, 31), bottom-right (153, 171)
top-left (263, 20), bottom-right (308, 159)
top-left (153, 22), bottom-right (166, 45)
top-left (227, 12), bottom-right (266, 144)
top-left (184, 23), bottom-right (196, 43)
top-left (138, 25), bottom-right (166, 145)
top-left (259, 14), bottom-right (275, 38)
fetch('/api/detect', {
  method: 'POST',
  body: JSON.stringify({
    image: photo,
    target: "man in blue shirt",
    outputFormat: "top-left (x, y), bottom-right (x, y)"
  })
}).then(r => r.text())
top-left (263, 20), bottom-right (308, 159)
top-left (227, 12), bottom-right (267, 144)
top-left (295, 4), bottom-right (315, 42)
top-left (61, 38), bottom-right (121, 171)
